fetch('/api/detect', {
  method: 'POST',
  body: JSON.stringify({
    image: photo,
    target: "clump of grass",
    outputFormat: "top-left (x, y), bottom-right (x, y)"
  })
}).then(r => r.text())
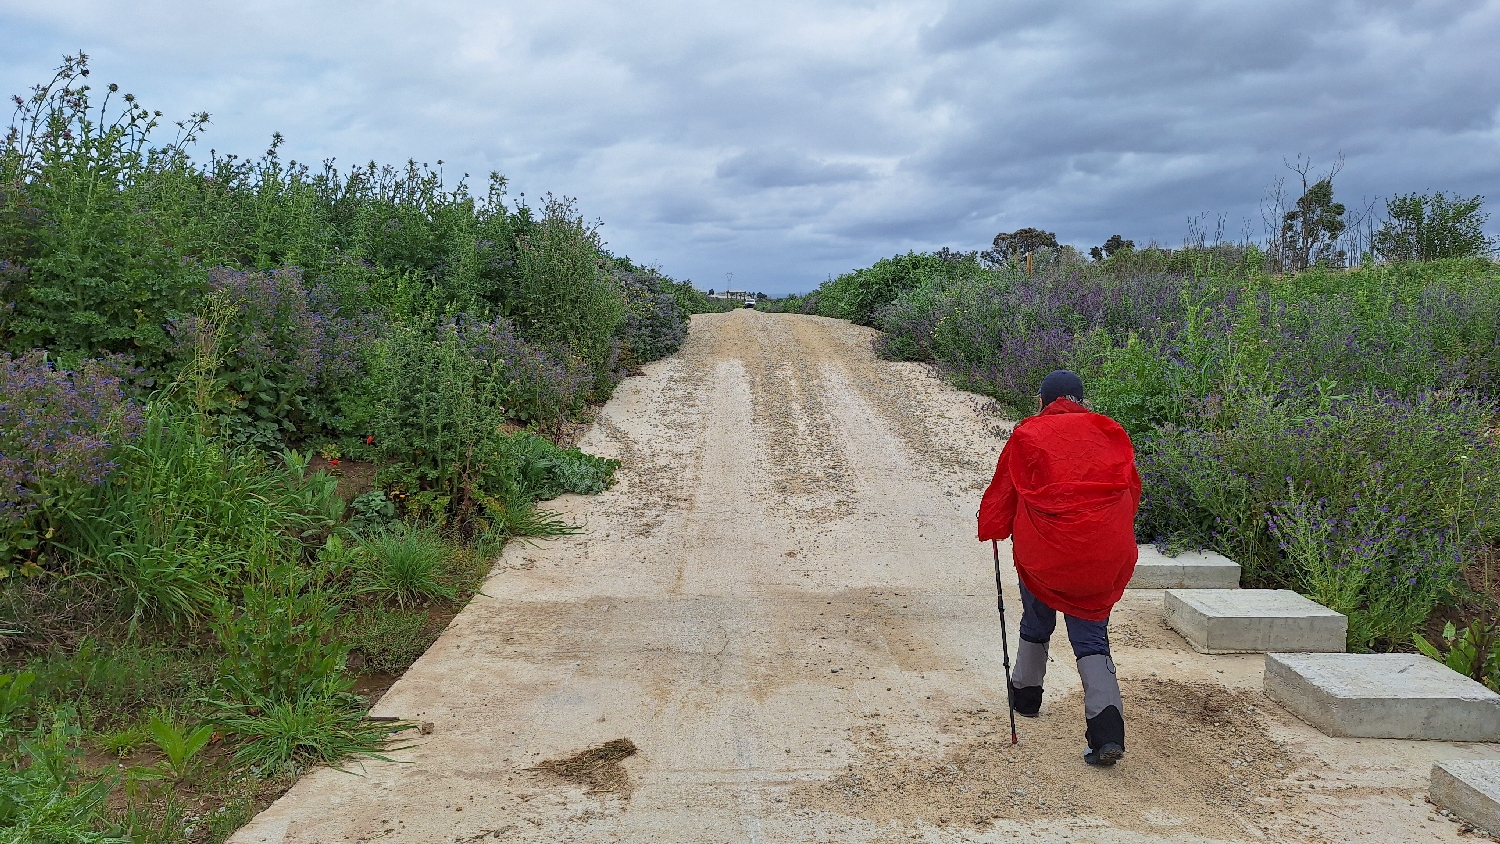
top-left (342, 607), bottom-right (436, 675)
top-left (352, 526), bottom-right (456, 607)
top-left (215, 696), bottom-right (405, 778)
top-left (96, 722), bottom-right (150, 758)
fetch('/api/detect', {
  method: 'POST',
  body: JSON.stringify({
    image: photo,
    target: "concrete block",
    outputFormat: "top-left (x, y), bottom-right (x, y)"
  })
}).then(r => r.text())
top-left (1164, 589), bottom-right (1346, 654)
top-left (1265, 653), bottom-right (1500, 741)
top-left (1432, 760), bottom-right (1500, 835)
top-left (1128, 545), bottom-right (1240, 589)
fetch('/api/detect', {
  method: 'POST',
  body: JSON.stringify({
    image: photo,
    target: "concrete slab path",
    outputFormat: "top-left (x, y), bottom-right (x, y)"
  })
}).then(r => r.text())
top-left (1165, 590), bottom-right (1347, 654)
top-left (231, 312), bottom-right (1494, 844)
top-left (1128, 547), bottom-right (1240, 590)
top-left (1431, 759), bottom-right (1500, 835)
top-left (1266, 653), bottom-right (1500, 741)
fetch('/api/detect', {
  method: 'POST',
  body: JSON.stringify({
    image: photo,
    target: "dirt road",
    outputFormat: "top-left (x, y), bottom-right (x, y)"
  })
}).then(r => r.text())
top-left (233, 311), bottom-right (1491, 843)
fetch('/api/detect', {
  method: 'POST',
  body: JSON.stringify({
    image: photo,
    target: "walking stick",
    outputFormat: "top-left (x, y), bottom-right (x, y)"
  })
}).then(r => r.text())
top-left (992, 539), bottom-right (1019, 745)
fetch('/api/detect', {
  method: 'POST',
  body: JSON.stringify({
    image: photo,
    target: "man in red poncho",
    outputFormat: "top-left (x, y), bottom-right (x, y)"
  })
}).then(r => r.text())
top-left (978, 370), bottom-right (1141, 767)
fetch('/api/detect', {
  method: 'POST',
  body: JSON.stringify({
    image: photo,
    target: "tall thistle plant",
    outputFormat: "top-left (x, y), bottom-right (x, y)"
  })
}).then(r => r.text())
top-left (1, 54), bottom-right (208, 365)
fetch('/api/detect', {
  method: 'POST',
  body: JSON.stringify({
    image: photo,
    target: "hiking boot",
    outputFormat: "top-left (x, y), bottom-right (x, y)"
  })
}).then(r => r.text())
top-left (1083, 742), bottom-right (1124, 767)
top-left (1008, 681), bottom-right (1042, 717)
top-left (1084, 703), bottom-right (1126, 766)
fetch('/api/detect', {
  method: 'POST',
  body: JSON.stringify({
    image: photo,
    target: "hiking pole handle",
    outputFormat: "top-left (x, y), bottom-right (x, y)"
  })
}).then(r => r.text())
top-left (993, 539), bottom-right (1019, 745)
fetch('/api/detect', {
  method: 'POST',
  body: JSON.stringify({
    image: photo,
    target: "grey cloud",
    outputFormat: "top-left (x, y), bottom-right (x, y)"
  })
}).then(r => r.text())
top-left (715, 149), bottom-right (875, 187)
top-left (2, 0), bottom-right (1498, 293)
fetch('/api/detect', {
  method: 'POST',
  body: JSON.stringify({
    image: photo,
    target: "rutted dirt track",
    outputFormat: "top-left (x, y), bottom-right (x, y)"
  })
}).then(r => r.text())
top-left (233, 311), bottom-right (1492, 844)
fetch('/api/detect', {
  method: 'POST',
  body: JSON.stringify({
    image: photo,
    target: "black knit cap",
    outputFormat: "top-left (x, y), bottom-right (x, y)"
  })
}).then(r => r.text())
top-left (1039, 369), bottom-right (1084, 408)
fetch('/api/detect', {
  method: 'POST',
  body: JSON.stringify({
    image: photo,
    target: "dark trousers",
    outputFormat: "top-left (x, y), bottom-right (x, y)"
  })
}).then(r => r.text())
top-left (1017, 580), bottom-right (1111, 659)
top-left (1010, 579), bottom-right (1124, 749)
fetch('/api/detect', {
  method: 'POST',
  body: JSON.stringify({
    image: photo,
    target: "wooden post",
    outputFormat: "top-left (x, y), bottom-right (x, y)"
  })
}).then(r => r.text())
top-left (1025, 252), bottom-right (1033, 275)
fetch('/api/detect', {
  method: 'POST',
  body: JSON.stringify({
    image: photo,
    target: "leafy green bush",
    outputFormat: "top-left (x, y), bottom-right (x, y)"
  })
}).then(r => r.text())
top-left (501, 432), bottom-right (619, 500)
top-left (63, 404), bottom-right (340, 626)
top-left (348, 491), bottom-right (398, 533)
top-left (1415, 620), bottom-right (1499, 691)
top-left (1374, 192), bottom-right (1493, 262)
top-left (212, 578), bottom-right (349, 708)
top-left (372, 318), bottom-right (615, 532)
top-left (819, 251), bottom-right (979, 326)
top-left (0, 58), bottom-right (203, 367)
top-left (507, 196), bottom-right (625, 389)
top-left (1136, 389), bottom-right (1499, 649)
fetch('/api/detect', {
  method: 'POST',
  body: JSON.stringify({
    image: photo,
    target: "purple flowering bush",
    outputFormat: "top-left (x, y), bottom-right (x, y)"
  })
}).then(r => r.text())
top-left (615, 268), bottom-right (688, 368)
top-left (876, 261), bottom-right (1203, 414)
top-left (170, 267), bottom-right (376, 449)
top-left (0, 350), bottom-right (141, 576)
top-left (1136, 389), bottom-right (1500, 648)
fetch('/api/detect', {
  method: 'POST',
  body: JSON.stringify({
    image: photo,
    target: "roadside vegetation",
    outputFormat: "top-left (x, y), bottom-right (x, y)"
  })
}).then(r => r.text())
top-left (0, 56), bottom-right (724, 842)
top-left (766, 170), bottom-right (1500, 669)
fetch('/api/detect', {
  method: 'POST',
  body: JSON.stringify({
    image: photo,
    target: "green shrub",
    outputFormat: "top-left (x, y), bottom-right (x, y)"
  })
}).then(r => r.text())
top-left (819, 251), bottom-right (979, 326)
top-left (63, 404), bottom-right (340, 627)
top-left (1374, 192), bottom-right (1493, 262)
top-left (507, 196), bottom-right (625, 389)
top-left (0, 58), bottom-right (203, 367)
top-left (372, 318), bottom-right (613, 533)
top-left (212, 577), bottom-right (350, 708)
top-left (348, 491), bottom-right (398, 533)
top-left (168, 268), bottom-right (374, 450)
top-left (501, 432), bottom-right (619, 500)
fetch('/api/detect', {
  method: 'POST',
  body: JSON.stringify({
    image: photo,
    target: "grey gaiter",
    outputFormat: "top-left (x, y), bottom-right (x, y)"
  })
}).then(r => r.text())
top-left (1077, 654), bottom-right (1123, 719)
top-left (1011, 638), bottom-right (1050, 688)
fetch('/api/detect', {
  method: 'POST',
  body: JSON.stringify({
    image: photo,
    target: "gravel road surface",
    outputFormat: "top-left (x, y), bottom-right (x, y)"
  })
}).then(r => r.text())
top-left (232, 311), bottom-right (1493, 844)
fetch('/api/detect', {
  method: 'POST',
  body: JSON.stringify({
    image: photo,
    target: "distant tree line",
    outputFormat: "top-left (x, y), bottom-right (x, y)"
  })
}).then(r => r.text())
top-left (980, 158), bottom-right (1493, 274)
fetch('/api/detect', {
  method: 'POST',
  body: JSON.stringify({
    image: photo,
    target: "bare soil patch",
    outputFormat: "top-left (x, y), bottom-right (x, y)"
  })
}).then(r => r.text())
top-left (532, 738), bottom-right (640, 795)
top-left (794, 678), bottom-right (1314, 839)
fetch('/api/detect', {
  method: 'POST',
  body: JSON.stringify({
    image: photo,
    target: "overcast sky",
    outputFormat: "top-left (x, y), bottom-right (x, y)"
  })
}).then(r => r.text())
top-left (4, 1), bottom-right (1499, 293)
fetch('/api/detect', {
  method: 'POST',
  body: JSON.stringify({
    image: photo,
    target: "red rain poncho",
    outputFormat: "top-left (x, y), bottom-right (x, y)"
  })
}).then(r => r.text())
top-left (978, 398), bottom-right (1142, 621)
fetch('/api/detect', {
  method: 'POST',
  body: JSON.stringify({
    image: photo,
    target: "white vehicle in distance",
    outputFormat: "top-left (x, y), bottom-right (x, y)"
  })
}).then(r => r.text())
top-left (743, 297), bottom-right (756, 308)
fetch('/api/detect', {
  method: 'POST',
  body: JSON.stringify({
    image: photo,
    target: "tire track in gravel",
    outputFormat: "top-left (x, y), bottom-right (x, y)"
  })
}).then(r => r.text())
top-left (741, 315), bottom-right (857, 523)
